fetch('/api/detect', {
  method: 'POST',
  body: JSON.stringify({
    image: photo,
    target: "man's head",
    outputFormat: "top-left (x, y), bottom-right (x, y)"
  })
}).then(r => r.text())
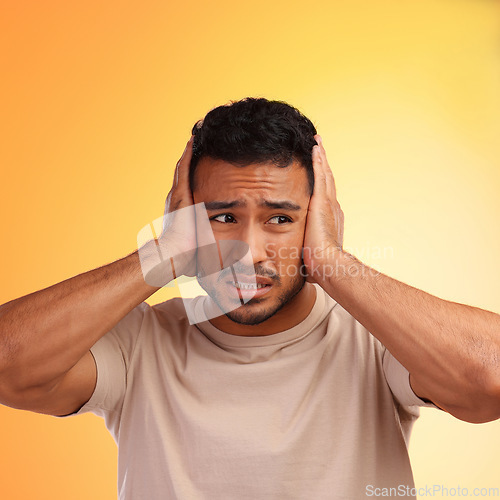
top-left (189, 97), bottom-right (317, 195)
top-left (189, 97), bottom-right (318, 326)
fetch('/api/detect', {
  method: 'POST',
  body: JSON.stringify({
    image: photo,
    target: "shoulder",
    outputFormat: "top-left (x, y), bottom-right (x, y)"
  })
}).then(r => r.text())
top-left (101, 297), bottom-right (197, 353)
top-left (320, 290), bottom-right (385, 356)
top-left (139, 295), bottom-right (206, 346)
top-left (320, 289), bottom-right (371, 336)
top-left (151, 295), bottom-right (200, 326)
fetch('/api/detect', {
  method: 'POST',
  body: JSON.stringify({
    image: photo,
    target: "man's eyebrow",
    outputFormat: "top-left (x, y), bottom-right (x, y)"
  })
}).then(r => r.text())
top-left (204, 199), bottom-right (302, 211)
top-left (204, 200), bottom-right (243, 210)
top-left (260, 200), bottom-right (302, 211)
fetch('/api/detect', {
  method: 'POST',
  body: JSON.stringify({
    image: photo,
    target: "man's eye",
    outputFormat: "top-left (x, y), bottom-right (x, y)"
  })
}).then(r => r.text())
top-left (210, 214), bottom-right (236, 224)
top-left (268, 215), bottom-right (292, 225)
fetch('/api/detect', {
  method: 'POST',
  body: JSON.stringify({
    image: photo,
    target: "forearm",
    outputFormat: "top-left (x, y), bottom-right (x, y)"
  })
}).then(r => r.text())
top-left (0, 245), bottom-right (162, 391)
top-left (321, 251), bottom-right (500, 421)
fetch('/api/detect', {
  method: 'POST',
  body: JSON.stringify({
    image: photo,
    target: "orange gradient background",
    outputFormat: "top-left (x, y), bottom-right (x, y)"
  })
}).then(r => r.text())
top-left (1, 1), bottom-right (499, 498)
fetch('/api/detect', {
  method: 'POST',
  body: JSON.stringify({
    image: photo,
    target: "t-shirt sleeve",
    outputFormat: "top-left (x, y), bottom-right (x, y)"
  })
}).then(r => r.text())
top-left (382, 346), bottom-right (441, 409)
top-left (57, 302), bottom-right (150, 425)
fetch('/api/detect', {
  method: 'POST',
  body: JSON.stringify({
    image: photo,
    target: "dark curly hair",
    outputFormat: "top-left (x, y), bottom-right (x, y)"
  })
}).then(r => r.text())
top-left (189, 97), bottom-right (317, 195)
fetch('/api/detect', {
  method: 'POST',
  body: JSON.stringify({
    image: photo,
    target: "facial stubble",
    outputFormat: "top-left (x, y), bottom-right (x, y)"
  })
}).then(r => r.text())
top-left (197, 267), bottom-right (306, 326)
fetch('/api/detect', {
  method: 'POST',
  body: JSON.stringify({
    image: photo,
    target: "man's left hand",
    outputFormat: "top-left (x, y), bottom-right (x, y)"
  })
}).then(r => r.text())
top-left (303, 134), bottom-right (345, 285)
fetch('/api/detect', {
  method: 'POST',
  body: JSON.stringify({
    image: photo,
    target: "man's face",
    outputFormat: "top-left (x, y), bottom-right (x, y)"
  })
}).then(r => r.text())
top-left (192, 157), bottom-right (311, 325)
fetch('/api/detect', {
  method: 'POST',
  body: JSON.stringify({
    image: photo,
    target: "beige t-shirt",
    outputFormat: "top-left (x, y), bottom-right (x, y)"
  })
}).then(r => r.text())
top-left (69, 283), bottom-right (438, 499)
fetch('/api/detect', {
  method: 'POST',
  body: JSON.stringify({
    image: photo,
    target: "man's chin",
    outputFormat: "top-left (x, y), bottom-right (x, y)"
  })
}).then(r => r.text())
top-left (199, 273), bottom-right (306, 326)
top-left (218, 282), bottom-right (305, 326)
top-left (205, 293), bottom-right (278, 326)
top-left (223, 302), bottom-right (279, 325)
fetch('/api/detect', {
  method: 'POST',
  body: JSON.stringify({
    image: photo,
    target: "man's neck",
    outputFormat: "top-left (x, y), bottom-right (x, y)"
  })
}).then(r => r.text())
top-left (208, 282), bottom-right (317, 336)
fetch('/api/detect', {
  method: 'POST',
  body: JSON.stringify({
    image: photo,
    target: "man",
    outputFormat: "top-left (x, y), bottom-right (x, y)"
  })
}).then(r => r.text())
top-left (0, 97), bottom-right (499, 499)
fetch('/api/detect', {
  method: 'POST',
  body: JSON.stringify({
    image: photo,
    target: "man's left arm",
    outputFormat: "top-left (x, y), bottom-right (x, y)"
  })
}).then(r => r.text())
top-left (304, 135), bottom-right (500, 424)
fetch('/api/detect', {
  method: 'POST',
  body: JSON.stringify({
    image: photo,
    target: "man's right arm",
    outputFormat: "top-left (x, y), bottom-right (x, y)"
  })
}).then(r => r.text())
top-left (0, 135), bottom-right (197, 417)
top-left (0, 249), bottom-right (162, 416)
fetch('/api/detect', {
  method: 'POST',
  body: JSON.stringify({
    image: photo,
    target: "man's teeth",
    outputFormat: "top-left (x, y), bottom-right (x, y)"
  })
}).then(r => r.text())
top-left (232, 282), bottom-right (269, 290)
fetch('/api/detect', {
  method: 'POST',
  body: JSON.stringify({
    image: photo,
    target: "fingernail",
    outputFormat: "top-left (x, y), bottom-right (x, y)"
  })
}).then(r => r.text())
top-left (317, 135), bottom-right (322, 144)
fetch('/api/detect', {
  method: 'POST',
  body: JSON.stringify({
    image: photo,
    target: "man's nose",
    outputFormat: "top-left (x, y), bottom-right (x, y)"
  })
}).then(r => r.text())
top-left (240, 225), bottom-right (269, 265)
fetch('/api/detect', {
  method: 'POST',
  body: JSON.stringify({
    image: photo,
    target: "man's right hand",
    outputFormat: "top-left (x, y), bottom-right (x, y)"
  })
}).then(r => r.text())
top-left (138, 135), bottom-right (217, 287)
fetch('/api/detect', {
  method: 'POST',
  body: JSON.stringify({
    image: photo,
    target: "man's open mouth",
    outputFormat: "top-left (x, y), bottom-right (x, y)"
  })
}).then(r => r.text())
top-left (222, 276), bottom-right (274, 301)
top-left (231, 282), bottom-right (271, 290)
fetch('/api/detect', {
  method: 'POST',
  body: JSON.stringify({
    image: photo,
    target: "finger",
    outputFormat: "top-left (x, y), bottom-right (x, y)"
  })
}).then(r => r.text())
top-left (172, 135), bottom-right (194, 187)
top-left (176, 135), bottom-right (194, 187)
top-left (194, 202), bottom-right (216, 248)
top-left (315, 136), bottom-right (334, 193)
top-left (311, 144), bottom-right (327, 196)
top-left (315, 135), bottom-right (337, 200)
top-left (167, 136), bottom-right (195, 213)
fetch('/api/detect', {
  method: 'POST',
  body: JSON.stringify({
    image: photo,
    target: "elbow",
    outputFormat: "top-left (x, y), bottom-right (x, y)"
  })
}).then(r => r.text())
top-left (439, 361), bottom-right (500, 424)
top-left (475, 347), bottom-right (500, 422)
top-left (450, 367), bottom-right (500, 424)
top-left (0, 369), bottom-right (60, 412)
top-left (479, 367), bottom-right (500, 422)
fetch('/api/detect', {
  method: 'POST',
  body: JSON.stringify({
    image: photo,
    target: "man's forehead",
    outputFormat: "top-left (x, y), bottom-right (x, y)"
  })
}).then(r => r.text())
top-left (196, 156), bottom-right (293, 175)
top-left (193, 156), bottom-right (310, 198)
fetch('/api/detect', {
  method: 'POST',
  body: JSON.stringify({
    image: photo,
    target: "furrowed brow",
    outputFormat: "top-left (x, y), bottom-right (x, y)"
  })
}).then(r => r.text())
top-left (260, 200), bottom-right (302, 211)
top-left (204, 200), bottom-right (245, 210)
